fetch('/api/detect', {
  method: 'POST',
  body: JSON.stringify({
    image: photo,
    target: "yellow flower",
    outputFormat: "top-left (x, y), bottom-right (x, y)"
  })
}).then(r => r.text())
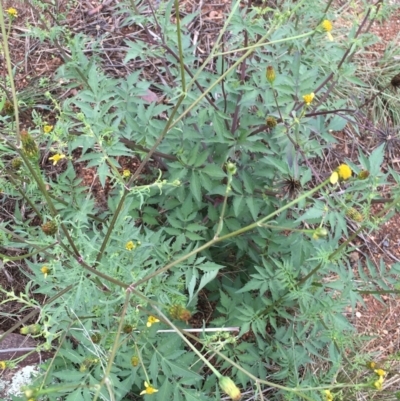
top-left (125, 241), bottom-right (136, 251)
top-left (49, 153), bottom-right (66, 165)
top-left (146, 316), bottom-right (160, 328)
top-left (330, 164), bottom-right (352, 184)
top-left (6, 7), bottom-right (18, 18)
top-left (374, 369), bottom-right (386, 377)
top-left (43, 125), bottom-right (53, 133)
top-left (302, 93), bottom-right (315, 105)
top-left (140, 381), bottom-right (158, 395)
top-left (367, 361), bottom-right (376, 369)
top-left (323, 389), bottom-right (334, 401)
top-left (41, 266), bottom-right (50, 278)
top-left (0, 361), bottom-right (6, 370)
top-left (122, 169), bottom-right (131, 178)
top-left (321, 20), bottom-right (333, 32)
top-left (337, 164), bottom-right (352, 180)
top-left (321, 20), bottom-right (333, 41)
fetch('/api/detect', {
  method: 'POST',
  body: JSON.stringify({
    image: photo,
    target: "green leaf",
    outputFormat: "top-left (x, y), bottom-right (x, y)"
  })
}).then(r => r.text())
top-left (97, 161), bottom-right (109, 188)
top-left (190, 171), bottom-right (202, 203)
top-left (245, 197), bottom-right (260, 221)
top-left (155, 380), bottom-right (174, 401)
top-left (202, 164), bottom-right (226, 179)
top-left (369, 143), bottom-right (385, 176)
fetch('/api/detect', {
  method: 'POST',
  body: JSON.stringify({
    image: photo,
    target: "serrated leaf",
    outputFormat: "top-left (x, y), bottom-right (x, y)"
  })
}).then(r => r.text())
top-left (236, 279), bottom-right (262, 293)
top-left (233, 196), bottom-right (244, 217)
top-left (97, 161), bottom-right (109, 188)
top-left (294, 206), bottom-right (324, 223)
top-left (246, 197), bottom-right (260, 221)
top-left (369, 143), bottom-right (385, 176)
top-left (202, 164), bottom-right (226, 179)
top-left (164, 359), bottom-right (203, 380)
top-left (190, 171), bottom-right (202, 203)
top-left (155, 379), bottom-right (174, 401)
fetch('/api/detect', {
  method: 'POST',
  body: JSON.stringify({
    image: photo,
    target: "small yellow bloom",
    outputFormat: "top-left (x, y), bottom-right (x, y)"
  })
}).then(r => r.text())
top-left (6, 8), bottom-right (18, 18)
top-left (146, 316), bottom-right (160, 328)
top-left (374, 369), bottom-right (386, 377)
top-left (125, 241), bottom-right (136, 251)
top-left (49, 153), bottom-right (66, 165)
top-left (140, 381), bottom-right (158, 395)
top-left (321, 20), bottom-right (333, 32)
top-left (321, 20), bottom-right (333, 41)
top-left (41, 266), bottom-right (50, 278)
top-left (122, 169), bottom-right (131, 178)
top-left (0, 361), bottom-right (6, 370)
top-left (302, 93), bottom-right (315, 105)
top-left (367, 361), bottom-right (376, 369)
top-left (323, 389), bottom-right (333, 401)
top-left (337, 164), bottom-right (352, 181)
top-left (43, 125), bottom-right (53, 133)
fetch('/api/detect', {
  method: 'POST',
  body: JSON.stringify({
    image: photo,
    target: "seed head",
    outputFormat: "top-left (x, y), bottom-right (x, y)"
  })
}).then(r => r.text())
top-left (266, 116), bottom-right (277, 128)
top-left (41, 220), bottom-right (58, 236)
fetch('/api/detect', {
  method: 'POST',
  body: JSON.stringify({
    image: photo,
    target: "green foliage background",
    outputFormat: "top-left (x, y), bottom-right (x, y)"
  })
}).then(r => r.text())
top-left (1, 0), bottom-right (400, 400)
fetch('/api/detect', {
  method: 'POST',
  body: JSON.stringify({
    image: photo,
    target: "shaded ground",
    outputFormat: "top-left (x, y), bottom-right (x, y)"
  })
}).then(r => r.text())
top-left (1, 0), bottom-right (400, 397)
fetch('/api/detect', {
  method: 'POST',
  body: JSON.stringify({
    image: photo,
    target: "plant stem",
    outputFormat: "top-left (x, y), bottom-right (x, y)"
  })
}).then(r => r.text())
top-left (0, 5), bottom-right (20, 144)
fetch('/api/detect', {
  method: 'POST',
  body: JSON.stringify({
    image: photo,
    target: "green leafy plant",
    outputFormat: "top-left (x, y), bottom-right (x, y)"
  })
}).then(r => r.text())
top-left (1, 0), bottom-right (399, 400)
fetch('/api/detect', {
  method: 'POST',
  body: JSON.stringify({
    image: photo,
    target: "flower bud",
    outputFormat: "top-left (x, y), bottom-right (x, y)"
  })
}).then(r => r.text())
top-left (219, 376), bottom-right (241, 400)
top-left (4, 100), bottom-right (14, 115)
top-left (29, 324), bottom-right (41, 334)
top-left (346, 207), bottom-right (363, 223)
top-left (11, 157), bottom-right (22, 170)
top-left (226, 162), bottom-right (237, 175)
top-left (266, 66), bottom-right (276, 84)
top-left (20, 326), bottom-right (30, 335)
top-left (169, 304), bottom-right (191, 322)
top-left (123, 324), bottom-right (134, 333)
top-left (91, 333), bottom-right (102, 343)
top-left (21, 130), bottom-right (38, 158)
top-left (313, 227), bottom-right (328, 240)
top-left (357, 170), bottom-right (370, 180)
